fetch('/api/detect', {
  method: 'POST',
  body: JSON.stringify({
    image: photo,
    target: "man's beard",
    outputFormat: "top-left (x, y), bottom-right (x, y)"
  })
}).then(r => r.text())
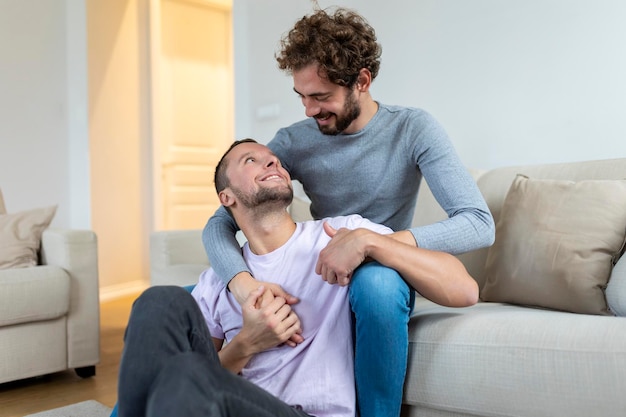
top-left (315, 89), bottom-right (361, 135)
top-left (232, 184), bottom-right (294, 213)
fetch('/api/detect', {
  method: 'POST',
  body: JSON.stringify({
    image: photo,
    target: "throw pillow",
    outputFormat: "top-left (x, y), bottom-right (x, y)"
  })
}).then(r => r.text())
top-left (606, 254), bottom-right (626, 316)
top-left (0, 205), bottom-right (57, 269)
top-left (481, 175), bottom-right (626, 315)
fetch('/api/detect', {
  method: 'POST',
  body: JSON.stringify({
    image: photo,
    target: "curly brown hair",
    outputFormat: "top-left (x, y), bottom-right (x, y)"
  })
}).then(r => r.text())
top-left (275, 7), bottom-right (382, 88)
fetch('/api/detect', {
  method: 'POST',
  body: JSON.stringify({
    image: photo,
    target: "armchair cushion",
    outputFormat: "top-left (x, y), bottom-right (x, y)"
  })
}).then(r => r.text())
top-left (0, 266), bottom-right (70, 326)
top-left (0, 205), bottom-right (57, 269)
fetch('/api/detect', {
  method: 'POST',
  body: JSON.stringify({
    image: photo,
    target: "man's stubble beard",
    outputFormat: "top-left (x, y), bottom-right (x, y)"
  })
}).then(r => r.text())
top-left (232, 184), bottom-right (294, 214)
top-left (316, 89), bottom-right (361, 135)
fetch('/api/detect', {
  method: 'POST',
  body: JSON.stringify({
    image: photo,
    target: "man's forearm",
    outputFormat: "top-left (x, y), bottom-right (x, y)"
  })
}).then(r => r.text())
top-left (365, 231), bottom-right (478, 307)
top-left (203, 206), bottom-right (251, 285)
top-left (218, 335), bottom-right (255, 374)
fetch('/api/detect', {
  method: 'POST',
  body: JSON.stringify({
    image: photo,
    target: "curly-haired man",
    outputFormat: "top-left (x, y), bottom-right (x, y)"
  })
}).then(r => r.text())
top-left (203, 7), bottom-right (495, 417)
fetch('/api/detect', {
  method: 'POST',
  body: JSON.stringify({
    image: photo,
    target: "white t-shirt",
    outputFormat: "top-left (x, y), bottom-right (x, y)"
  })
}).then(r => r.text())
top-left (192, 214), bottom-right (391, 417)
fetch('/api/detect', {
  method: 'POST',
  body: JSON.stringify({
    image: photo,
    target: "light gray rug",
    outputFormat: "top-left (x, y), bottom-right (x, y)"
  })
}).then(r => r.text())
top-left (24, 400), bottom-right (112, 417)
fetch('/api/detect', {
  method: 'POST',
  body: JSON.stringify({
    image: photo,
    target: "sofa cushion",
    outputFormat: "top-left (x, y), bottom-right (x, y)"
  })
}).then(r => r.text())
top-left (481, 175), bottom-right (626, 315)
top-left (405, 298), bottom-right (626, 417)
top-left (0, 205), bottom-right (57, 269)
top-left (0, 266), bottom-right (70, 326)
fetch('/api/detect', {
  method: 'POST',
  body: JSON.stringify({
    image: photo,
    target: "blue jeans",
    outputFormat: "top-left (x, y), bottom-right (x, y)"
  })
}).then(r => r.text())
top-left (350, 262), bottom-right (414, 417)
top-left (116, 286), bottom-right (311, 417)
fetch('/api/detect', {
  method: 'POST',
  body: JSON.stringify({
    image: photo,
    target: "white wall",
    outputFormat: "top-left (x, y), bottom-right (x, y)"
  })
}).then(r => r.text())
top-left (234, 0), bottom-right (626, 169)
top-left (0, 0), bottom-right (89, 228)
top-left (0, 0), bottom-right (149, 295)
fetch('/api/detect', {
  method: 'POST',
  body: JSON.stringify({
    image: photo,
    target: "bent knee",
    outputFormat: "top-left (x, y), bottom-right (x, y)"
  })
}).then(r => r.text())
top-left (134, 285), bottom-right (194, 313)
top-left (351, 262), bottom-right (406, 296)
top-left (350, 262), bottom-right (410, 311)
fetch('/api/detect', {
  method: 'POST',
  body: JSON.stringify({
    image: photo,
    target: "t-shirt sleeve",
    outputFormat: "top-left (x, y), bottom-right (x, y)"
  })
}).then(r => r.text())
top-left (325, 214), bottom-right (393, 235)
top-left (191, 269), bottom-right (226, 340)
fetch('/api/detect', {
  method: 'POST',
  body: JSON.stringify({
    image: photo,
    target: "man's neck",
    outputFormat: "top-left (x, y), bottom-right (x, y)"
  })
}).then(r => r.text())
top-left (344, 95), bottom-right (378, 134)
top-left (236, 208), bottom-right (296, 255)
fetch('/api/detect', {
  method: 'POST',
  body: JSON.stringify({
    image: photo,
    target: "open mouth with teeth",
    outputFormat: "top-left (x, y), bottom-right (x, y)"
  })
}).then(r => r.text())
top-left (260, 174), bottom-right (284, 182)
top-left (315, 113), bottom-right (333, 122)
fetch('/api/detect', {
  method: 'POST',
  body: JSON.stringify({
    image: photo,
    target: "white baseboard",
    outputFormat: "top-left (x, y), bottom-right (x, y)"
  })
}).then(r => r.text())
top-left (99, 279), bottom-right (148, 302)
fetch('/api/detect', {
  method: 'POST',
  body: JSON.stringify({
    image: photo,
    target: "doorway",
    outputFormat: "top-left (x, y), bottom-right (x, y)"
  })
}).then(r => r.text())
top-left (150, 0), bottom-right (234, 231)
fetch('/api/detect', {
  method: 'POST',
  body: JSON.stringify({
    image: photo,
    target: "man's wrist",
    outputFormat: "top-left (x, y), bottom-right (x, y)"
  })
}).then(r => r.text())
top-left (227, 271), bottom-right (258, 304)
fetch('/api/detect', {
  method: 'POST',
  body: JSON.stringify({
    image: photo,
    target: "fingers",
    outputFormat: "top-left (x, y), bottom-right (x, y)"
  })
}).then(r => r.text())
top-left (323, 221), bottom-right (337, 237)
top-left (287, 332), bottom-right (305, 347)
top-left (319, 262), bottom-right (352, 286)
top-left (273, 287), bottom-right (299, 305)
top-left (253, 286), bottom-right (298, 308)
top-left (316, 225), bottom-right (359, 285)
top-left (316, 222), bottom-right (338, 275)
top-left (263, 296), bottom-right (303, 345)
top-left (245, 285), bottom-right (266, 310)
top-left (256, 287), bottom-right (274, 309)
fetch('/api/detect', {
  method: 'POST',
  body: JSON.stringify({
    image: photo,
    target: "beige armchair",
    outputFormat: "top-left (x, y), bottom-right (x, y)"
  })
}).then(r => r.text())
top-left (0, 226), bottom-right (100, 384)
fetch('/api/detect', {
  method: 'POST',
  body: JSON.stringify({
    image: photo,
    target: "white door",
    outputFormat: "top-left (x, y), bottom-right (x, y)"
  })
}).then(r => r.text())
top-left (151, 0), bottom-right (233, 230)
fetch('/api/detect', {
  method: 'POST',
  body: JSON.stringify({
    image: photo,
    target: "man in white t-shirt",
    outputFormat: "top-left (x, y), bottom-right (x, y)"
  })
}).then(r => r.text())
top-left (116, 139), bottom-right (478, 417)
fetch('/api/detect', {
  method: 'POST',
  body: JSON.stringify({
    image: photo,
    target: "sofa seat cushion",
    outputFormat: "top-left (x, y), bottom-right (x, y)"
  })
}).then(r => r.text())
top-left (404, 298), bottom-right (626, 417)
top-left (0, 266), bottom-right (70, 326)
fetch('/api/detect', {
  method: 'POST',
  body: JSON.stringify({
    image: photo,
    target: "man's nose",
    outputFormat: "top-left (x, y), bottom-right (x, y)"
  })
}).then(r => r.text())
top-left (303, 99), bottom-right (320, 118)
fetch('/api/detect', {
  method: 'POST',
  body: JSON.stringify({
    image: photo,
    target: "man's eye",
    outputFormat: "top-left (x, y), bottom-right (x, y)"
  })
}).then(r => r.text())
top-left (245, 157), bottom-right (255, 163)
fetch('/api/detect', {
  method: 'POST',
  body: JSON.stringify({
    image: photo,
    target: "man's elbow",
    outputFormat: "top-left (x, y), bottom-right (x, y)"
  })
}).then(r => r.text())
top-left (462, 281), bottom-right (480, 307)
top-left (452, 276), bottom-right (479, 307)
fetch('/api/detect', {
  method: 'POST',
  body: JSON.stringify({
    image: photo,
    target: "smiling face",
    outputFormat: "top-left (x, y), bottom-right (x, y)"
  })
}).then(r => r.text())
top-left (219, 142), bottom-right (293, 212)
top-left (293, 64), bottom-right (363, 135)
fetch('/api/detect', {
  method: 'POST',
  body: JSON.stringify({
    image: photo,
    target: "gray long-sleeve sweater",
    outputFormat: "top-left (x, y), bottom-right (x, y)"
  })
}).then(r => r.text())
top-left (203, 103), bottom-right (495, 284)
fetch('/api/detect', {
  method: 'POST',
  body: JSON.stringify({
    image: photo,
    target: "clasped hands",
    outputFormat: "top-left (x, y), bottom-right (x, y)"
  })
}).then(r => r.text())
top-left (232, 222), bottom-right (371, 349)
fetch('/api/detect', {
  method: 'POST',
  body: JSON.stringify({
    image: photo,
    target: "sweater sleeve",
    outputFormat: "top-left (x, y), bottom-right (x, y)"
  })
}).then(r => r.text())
top-left (202, 206), bottom-right (250, 285)
top-left (408, 116), bottom-right (495, 254)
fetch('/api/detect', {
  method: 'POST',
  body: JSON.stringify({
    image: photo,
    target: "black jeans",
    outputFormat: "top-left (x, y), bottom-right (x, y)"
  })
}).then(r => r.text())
top-left (117, 286), bottom-right (312, 417)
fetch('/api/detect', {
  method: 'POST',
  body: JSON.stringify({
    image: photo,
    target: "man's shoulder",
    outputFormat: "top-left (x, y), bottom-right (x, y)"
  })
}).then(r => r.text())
top-left (274, 118), bottom-right (318, 138)
top-left (378, 103), bottom-right (433, 121)
top-left (268, 119), bottom-right (320, 157)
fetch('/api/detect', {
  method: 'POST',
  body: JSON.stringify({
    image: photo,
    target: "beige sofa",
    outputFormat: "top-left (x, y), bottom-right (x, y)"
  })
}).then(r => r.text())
top-left (150, 157), bottom-right (626, 417)
top-left (0, 195), bottom-right (100, 383)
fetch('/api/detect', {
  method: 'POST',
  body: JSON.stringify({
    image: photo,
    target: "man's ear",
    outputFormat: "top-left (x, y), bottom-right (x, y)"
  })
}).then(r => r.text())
top-left (219, 188), bottom-right (235, 208)
top-left (355, 68), bottom-right (372, 92)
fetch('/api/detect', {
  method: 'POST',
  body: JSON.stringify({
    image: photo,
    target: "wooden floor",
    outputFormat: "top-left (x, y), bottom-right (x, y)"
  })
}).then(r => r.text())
top-left (0, 292), bottom-right (140, 417)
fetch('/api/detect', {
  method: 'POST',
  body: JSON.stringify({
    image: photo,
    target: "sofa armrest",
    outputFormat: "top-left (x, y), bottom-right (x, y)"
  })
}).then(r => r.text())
top-left (150, 230), bottom-right (209, 287)
top-left (40, 228), bottom-right (100, 369)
